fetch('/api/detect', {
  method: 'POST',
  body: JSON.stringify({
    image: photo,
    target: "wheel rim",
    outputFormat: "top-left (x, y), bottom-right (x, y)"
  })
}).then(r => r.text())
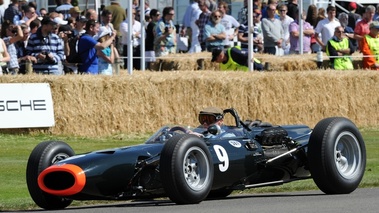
top-left (51, 153), bottom-right (70, 164)
top-left (182, 147), bottom-right (210, 191)
top-left (334, 131), bottom-right (362, 179)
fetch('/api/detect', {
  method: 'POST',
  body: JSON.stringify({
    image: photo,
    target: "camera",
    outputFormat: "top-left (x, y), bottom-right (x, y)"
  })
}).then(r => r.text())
top-left (42, 51), bottom-right (55, 64)
top-left (164, 27), bottom-right (169, 33)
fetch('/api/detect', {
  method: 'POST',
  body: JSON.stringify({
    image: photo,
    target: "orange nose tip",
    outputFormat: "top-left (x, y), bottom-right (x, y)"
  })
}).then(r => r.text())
top-left (38, 164), bottom-right (86, 196)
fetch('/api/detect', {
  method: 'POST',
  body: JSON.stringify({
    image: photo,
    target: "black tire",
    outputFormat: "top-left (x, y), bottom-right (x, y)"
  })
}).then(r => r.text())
top-left (207, 187), bottom-right (233, 199)
top-left (308, 117), bottom-right (366, 194)
top-left (26, 141), bottom-right (75, 210)
top-left (160, 134), bottom-right (214, 204)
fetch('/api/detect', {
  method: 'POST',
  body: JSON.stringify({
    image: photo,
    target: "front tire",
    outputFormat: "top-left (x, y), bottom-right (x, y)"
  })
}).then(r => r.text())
top-left (160, 134), bottom-right (214, 204)
top-left (308, 117), bottom-right (366, 194)
top-left (26, 141), bottom-right (75, 210)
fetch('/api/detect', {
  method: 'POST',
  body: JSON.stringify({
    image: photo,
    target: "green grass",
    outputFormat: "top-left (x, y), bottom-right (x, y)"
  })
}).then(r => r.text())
top-left (0, 130), bottom-right (378, 211)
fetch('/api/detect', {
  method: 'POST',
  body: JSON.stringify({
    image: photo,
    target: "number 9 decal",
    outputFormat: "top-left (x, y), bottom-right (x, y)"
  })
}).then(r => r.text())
top-left (213, 145), bottom-right (229, 172)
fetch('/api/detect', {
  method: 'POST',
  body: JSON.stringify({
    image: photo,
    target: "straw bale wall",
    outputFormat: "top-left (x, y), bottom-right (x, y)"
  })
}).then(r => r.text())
top-left (1, 69), bottom-right (379, 137)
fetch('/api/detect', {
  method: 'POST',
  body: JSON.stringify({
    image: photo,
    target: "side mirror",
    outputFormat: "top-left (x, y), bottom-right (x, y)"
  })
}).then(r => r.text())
top-left (208, 124), bottom-right (221, 135)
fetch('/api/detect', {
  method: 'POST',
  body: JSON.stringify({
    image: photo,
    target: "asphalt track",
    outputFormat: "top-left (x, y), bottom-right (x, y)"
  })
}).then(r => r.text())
top-left (19, 187), bottom-right (379, 213)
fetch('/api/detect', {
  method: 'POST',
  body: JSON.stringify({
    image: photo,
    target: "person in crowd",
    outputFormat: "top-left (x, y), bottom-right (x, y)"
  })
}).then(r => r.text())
top-left (289, 9), bottom-right (314, 54)
top-left (120, 8), bottom-right (142, 70)
top-left (262, 3), bottom-right (283, 55)
top-left (238, 8), bottom-right (263, 52)
top-left (261, 0), bottom-right (279, 20)
top-left (145, 9), bottom-right (160, 70)
top-left (154, 6), bottom-right (177, 57)
top-left (338, 12), bottom-right (356, 51)
top-left (314, 5), bottom-right (340, 52)
top-left (211, 46), bottom-right (263, 71)
top-left (73, 16), bottom-right (87, 37)
top-left (204, 9), bottom-right (226, 52)
top-left (16, 23), bottom-right (35, 74)
top-left (105, 0), bottom-right (126, 55)
top-left (95, 27), bottom-right (114, 75)
top-left (286, 0), bottom-right (298, 20)
top-left (181, 0), bottom-right (201, 53)
top-left (207, 0), bottom-right (217, 12)
top-left (40, 8), bottom-right (48, 18)
top-left (77, 19), bottom-right (116, 74)
top-left (68, 6), bottom-right (81, 20)
top-left (237, 0), bottom-right (248, 25)
top-left (354, 5), bottom-right (375, 50)
top-left (26, 17), bottom-right (64, 75)
top-left (196, 0), bottom-right (211, 52)
top-left (18, 5), bottom-right (38, 26)
top-left (361, 21), bottom-right (379, 70)
top-left (100, 9), bottom-right (114, 34)
top-left (4, 0), bottom-right (22, 24)
top-left (0, 21), bottom-right (23, 74)
top-left (29, 18), bottom-right (41, 34)
top-left (326, 26), bottom-right (355, 70)
top-left (374, 4), bottom-right (379, 21)
top-left (85, 8), bottom-right (98, 22)
top-left (347, 2), bottom-right (361, 30)
top-left (218, 1), bottom-right (240, 48)
top-left (55, 0), bottom-right (73, 20)
top-left (278, 4), bottom-right (293, 55)
top-left (0, 36), bottom-right (10, 75)
top-left (67, 16), bottom-right (76, 29)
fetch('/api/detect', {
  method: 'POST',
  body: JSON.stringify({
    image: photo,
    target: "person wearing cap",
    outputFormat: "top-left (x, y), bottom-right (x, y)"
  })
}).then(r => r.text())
top-left (361, 21), bottom-right (379, 70)
top-left (196, 106), bottom-right (235, 138)
top-left (73, 16), bottom-right (87, 37)
top-left (55, 0), bottom-right (73, 20)
top-left (211, 46), bottom-right (263, 71)
top-left (347, 2), bottom-right (361, 30)
top-left (68, 6), bottom-right (81, 20)
top-left (326, 26), bottom-right (355, 70)
top-left (354, 5), bottom-right (375, 50)
top-left (95, 26), bottom-right (115, 75)
top-left (26, 17), bottom-right (65, 75)
top-left (77, 19), bottom-right (116, 74)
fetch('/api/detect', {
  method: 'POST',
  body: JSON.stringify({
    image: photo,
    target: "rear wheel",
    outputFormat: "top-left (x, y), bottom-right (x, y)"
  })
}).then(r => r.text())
top-left (308, 117), bottom-right (366, 194)
top-left (160, 134), bottom-right (214, 204)
top-left (26, 141), bottom-right (74, 210)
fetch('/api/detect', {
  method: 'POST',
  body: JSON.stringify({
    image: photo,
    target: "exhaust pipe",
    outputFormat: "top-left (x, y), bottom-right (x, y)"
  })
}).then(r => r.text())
top-left (38, 164), bottom-right (86, 196)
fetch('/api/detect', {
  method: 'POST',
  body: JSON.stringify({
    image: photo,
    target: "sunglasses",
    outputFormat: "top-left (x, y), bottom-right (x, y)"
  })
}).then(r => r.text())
top-left (213, 15), bottom-right (221, 18)
top-left (199, 114), bottom-right (217, 124)
top-left (280, 10), bottom-right (286, 12)
top-left (156, 14), bottom-right (161, 16)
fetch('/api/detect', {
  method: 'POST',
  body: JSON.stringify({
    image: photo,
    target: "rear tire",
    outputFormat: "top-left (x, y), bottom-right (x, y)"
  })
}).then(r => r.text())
top-left (26, 141), bottom-right (74, 210)
top-left (308, 117), bottom-right (366, 194)
top-left (160, 134), bottom-right (214, 204)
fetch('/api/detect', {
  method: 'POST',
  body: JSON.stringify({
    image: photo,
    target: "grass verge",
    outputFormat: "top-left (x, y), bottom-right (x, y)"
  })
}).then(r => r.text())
top-left (0, 129), bottom-right (378, 211)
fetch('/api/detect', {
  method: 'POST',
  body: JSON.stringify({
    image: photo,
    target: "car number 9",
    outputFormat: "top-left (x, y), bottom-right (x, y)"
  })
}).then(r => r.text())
top-left (213, 145), bottom-right (229, 172)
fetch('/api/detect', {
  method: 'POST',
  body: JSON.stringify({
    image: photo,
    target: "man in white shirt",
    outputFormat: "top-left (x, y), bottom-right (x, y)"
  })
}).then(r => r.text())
top-left (314, 5), bottom-right (340, 51)
top-left (120, 8), bottom-right (142, 70)
top-left (218, 1), bottom-right (240, 48)
top-left (181, 0), bottom-right (202, 53)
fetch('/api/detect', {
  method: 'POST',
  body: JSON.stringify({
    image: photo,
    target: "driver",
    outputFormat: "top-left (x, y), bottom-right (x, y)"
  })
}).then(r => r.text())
top-left (192, 106), bottom-right (235, 138)
top-left (198, 106), bottom-right (224, 129)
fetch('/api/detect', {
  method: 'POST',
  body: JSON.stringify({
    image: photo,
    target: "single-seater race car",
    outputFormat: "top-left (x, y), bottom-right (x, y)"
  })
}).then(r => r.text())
top-left (26, 108), bottom-right (366, 210)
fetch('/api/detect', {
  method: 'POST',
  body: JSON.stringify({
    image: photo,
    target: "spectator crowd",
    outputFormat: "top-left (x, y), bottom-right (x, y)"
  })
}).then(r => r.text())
top-left (0, 0), bottom-right (379, 74)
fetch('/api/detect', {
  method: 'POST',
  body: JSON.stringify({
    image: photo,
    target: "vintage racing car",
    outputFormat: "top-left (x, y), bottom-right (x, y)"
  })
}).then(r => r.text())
top-left (26, 108), bottom-right (366, 210)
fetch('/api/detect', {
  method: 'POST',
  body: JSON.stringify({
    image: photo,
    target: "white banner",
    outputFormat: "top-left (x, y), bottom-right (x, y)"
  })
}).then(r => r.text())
top-left (0, 83), bottom-right (55, 128)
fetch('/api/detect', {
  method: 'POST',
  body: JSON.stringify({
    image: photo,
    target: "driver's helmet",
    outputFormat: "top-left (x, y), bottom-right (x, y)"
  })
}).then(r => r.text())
top-left (198, 106), bottom-right (224, 125)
